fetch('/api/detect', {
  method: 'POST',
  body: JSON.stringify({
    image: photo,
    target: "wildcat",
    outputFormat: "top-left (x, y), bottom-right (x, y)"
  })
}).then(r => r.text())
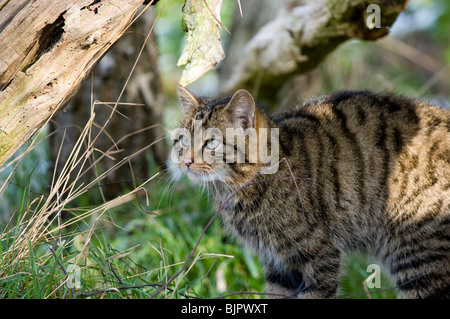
top-left (169, 85), bottom-right (450, 299)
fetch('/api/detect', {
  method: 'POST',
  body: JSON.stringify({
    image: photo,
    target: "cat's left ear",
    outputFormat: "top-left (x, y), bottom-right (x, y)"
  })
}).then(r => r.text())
top-left (225, 89), bottom-right (256, 129)
top-left (177, 85), bottom-right (200, 113)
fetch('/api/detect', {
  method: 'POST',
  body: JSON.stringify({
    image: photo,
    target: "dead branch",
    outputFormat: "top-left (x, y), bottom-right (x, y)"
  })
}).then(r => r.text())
top-left (220, 0), bottom-right (409, 95)
top-left (0, 0), bottom-right (147, 167)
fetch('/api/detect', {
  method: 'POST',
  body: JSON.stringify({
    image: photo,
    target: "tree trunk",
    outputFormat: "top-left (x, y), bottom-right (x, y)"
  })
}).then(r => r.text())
top-left (0, 0), bottom-right (145, 168)
top-left (49, 6), bottom-right (166, 199)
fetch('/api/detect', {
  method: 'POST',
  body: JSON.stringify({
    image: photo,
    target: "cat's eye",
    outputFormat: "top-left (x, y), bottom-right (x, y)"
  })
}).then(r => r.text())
top-left (205, 139), bottom-right (220, 150)
top-left (181, 135), bottom-right (190, 147)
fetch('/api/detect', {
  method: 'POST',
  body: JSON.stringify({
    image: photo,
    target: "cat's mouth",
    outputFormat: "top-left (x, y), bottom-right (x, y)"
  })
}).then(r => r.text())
top-left (184, 168), bottom-right (211, 183)
top-left (182, 165), bottom-right (224, 184)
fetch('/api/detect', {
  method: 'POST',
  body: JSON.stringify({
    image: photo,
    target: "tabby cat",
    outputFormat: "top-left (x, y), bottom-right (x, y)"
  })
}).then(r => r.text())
top-left (170, 86), bottom-right (450, 299)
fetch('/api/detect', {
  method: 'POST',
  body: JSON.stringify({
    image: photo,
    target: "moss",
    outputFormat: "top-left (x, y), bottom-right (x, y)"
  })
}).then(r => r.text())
top-left (178, 0), bottom-right (225, 85)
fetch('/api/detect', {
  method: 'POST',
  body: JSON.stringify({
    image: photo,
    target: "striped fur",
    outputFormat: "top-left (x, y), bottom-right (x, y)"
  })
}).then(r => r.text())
top-left (173, 87), bottom-right (450, 299)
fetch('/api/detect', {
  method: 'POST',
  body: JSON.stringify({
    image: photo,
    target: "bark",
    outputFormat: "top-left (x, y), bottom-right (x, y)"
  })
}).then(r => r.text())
top-left (0, 0), bottom-right (145, 167)
top-left (219, 0), bottom-right (408, 101)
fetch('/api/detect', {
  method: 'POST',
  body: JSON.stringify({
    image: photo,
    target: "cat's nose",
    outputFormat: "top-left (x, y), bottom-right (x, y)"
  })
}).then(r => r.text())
top-left (184, 158), bottom-right (193, 167)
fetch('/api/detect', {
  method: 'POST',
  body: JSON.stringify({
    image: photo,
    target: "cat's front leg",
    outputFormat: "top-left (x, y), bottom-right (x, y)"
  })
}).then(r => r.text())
top-left (265, 267), bottom-right (340, 299)
top-left (296, 248), bottom-right (342, 299)
top-left (264, 265), bottom-right (305, 299)
top-left (265, 247), bottom-right (342, 299)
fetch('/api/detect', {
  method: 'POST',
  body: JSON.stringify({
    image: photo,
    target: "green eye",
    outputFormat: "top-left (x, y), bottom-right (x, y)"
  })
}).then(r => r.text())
top-left (206, 139), bottom-right (220, 150)
top-left (181, 136), bottom-right (190, 147)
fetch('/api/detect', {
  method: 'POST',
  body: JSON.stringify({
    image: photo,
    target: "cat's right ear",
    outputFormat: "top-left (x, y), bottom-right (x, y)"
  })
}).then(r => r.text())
top-left (177, 85), bottom-right (200, 113)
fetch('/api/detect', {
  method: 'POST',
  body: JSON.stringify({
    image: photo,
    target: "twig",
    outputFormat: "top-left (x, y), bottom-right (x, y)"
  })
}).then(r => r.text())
top-left (75, 282), bottom-right (200, 299)
top-left (75, 283), bottom-right (160, 298)
top-left (417, 63), bottom-right (450, 96)
top-left (236, 0), bottom-right (243, 17)
top-left (378, 37), bottom-right (443, 74)
top-left (280, 158), bottom-right (311, 254)
top-left (128, 159), bottom-right (156, 215)
top-left (214, 289), bottom-right (293, 299)
top-left (107, 244), bottom-right (125, 286)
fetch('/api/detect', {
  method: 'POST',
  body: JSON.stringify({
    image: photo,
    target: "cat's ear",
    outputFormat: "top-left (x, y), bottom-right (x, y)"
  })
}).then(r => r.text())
top-left (225, 89), bottom-right (256, 129)
top-left (177, 85), bottom-right (200, 113)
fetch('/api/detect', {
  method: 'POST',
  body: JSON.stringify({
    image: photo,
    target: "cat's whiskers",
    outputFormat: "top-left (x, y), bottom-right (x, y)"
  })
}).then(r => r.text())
top-left (201, 173), bottom-right (208, 197)
top-left (168, 170), bottom-right (183, 206)
top-left (155, 168), bottom-right (174, 210)
top-left (160, 163), bottom-right (184, 209)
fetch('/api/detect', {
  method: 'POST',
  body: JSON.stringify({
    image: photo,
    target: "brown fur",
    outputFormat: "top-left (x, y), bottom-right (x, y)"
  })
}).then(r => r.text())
top-left (172, 87), bottom-right (450, 299)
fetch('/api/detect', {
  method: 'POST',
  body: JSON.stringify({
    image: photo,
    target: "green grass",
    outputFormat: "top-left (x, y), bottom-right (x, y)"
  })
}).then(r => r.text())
top-left (0, 145), bottom-right (266, 299)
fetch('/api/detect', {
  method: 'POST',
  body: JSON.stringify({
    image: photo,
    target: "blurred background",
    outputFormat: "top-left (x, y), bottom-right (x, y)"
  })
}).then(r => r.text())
top-left (0, 0), bottom-right (448, 298)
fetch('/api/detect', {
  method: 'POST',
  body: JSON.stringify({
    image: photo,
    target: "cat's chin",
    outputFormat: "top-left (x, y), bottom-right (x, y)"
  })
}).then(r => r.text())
top-left (184, 169), bottom-right (215, 184)
top-left (186, 174), bottom-right (202, 184)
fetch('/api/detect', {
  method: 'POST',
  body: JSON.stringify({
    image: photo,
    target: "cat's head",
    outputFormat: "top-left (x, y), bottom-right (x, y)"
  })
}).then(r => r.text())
top-left (169, 86), bottom-right (278, 189)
